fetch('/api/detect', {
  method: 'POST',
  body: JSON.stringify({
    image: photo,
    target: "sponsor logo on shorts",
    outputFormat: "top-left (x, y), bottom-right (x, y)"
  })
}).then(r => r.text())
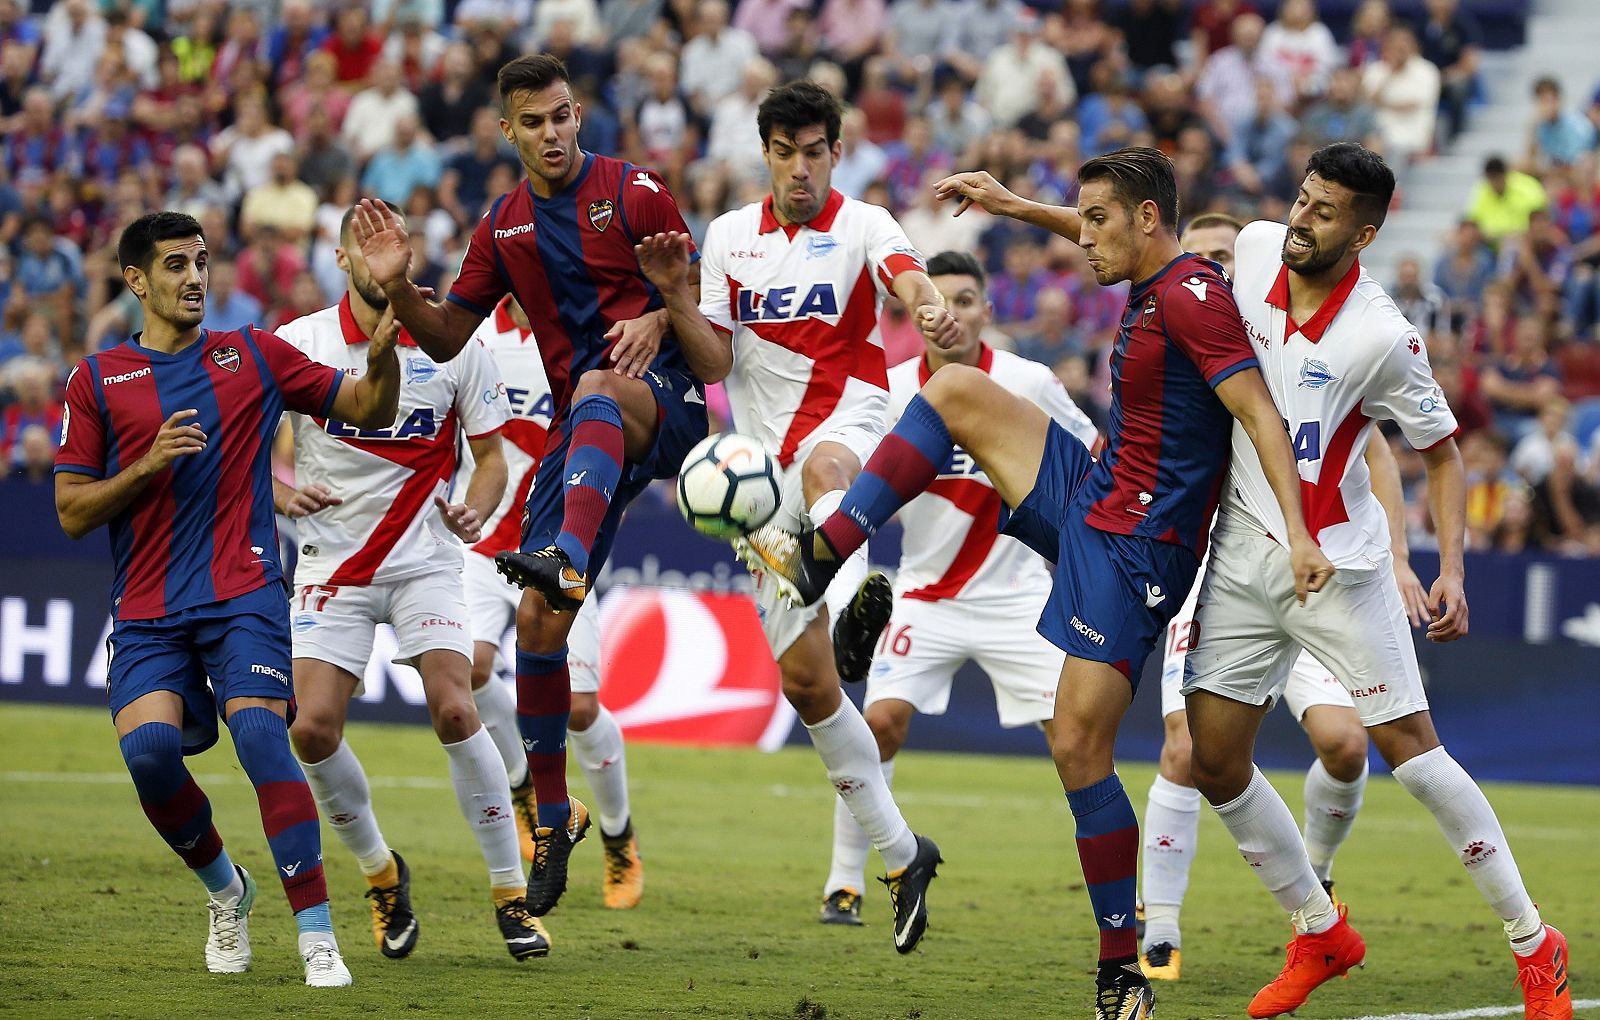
top-left (1144, 584), bottom-right (1165, 608)
top-left (102, 366), bottom-right (152, 385)
top-left (419, 617), bottom-right (463, 629)
top-left (293, 613), bottom-right (317, 633)
top-left (1070, 616), bottom-right (1106, 646)
top-left (1351, 684), bottom-right (1388, 698)
top-left (1420, 387), bottom-right (1445, 414)
top-left (250, 663), bottom-right (291, 685)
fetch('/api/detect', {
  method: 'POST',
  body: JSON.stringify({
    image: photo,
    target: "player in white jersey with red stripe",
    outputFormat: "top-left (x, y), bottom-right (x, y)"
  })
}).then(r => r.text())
top-left (275, 204), bottom-right (553, 963)
top-left (817, 250), bottom-right (1099, 924)
top-left (634, 81), bottom-right (960, 955)
top-left (456, 295), bottom-right (644, 910)
top-left (1180, 144), bottom-right (1572, 1019)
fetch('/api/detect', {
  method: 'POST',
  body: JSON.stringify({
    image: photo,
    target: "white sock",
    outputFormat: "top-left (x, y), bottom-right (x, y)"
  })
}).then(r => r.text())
top-left (1302, 758), bottom-right (1366, 883)
top-left (300, 740), bottom-right (391, 875)
top-left (472, 675), bottom-right (528, 789)
top-left (441, 726), bottom-right (524, 891)
top-left (1142, 774), bottom-right (1202, 950)
top-left (825, 757), bottom-right (895, 896)
top-left (209, 869), bottom-right (246, 905)
top-left (805, 699), bottom-right (917, 871)
top-left (1391, 746), bottom-right (1542, 948)
top-left (297, 930), bottom-right (340, 955)
top-left (570, 705), bottom-right (630, 838)
top-left (1212, 766), bottom-right (1331, 933)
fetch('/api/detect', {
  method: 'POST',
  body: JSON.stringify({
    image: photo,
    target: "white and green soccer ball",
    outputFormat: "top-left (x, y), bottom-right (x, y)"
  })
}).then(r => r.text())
top-left (676, 432), bottom-right (782, 540)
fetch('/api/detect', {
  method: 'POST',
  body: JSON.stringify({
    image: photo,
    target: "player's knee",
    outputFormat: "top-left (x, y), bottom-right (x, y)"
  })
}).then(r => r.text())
top-left (780, 660), bottom-right (833, 712)
top-left (1049, 719), bottom-right (1114, 788)
top-left (863, 707), bottom-right (908, 760)
top-left (801, 449), bottom-right (853, 499)
top-left (920, 363), bottom-right (986, 418)
top-left (1157, 725), bottom-right (1194, 784)
top-left (572, 369), bottom-right (624, 402)
top-left (1187, 742), bottom-right (1251, 803)
top-left (568, 695), bottom-right (599, 732)
top-left (121, 730), bottom-right (185, 793)
top-left (429, 692), bottom-right (479, 743)
top-left (1317, 727), bottom-right (1370, 782)
top-left (288, 713), bottom-right (342, 764)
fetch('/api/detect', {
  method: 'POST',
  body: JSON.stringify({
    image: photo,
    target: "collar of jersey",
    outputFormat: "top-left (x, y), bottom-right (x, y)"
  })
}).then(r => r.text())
top-left (758, 189), bottom-right (844, 237)
top-left (1265, 256), bottom-right (1360, 344)
top-left (918, 341), bottom-right (993, 385)
top-left (339, 293), bottom-right (416, 346)
top-left (525, 152), bottom-right (595, 205)
top-left (127, 329), bottom-right (210, 361)
top-left (1128, 250), bottom-right (1194, 296)
top-left (494, 295), bottom-right (533, 341)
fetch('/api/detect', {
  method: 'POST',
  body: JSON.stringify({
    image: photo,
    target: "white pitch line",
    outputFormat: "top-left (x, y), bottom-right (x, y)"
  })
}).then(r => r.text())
top-left (1339, 1000), bottom-right (1599, 1020)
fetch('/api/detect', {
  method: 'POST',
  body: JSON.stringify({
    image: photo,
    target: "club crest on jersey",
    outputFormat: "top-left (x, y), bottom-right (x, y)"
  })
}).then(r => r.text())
top-left (587, 198), bottom-right (615, 233)
top-left (806, 234), bottom-right (837, 259)
top-left (1141, 293), bottom-right (1158, 328)
top-left (403, 357), bottom-right (439, 385)
top-left (1298, 359), bottom-right (1337, 389)
top-left (211, 346), bottom-right (241, 373)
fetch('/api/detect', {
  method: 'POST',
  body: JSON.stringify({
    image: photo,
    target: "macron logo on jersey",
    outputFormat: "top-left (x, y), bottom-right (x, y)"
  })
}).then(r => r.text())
top-left (494, 222), bottom-right (536, 239)
top-left (1180, 277), bottom-right (1209, 301)
top-left (103, 366), bottom-right (153, 385)
top-left (736, 283), bottom-right (839, 323)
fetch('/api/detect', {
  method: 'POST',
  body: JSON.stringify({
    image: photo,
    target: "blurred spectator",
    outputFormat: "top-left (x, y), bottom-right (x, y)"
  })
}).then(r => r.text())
top-left (942, 0), bottom-right (1025, 86)
top-left (1511, 397), bottom-right (1578, 486)
top-left (1417, 0), bottom-right (1481, 144)
top-left (0, 0), bottom-right (40, 62)
top-left (1226, 78), bottom-right (1299, 198)
top-left (900, 168), bottom-right (985, 261)
top-left (1480, 315), bottom-right (1562, 441)
top-left (855, 56), bottom-right (906, 145)
top-left (1, 311), bottom-right (61, 375)
top-left (1195, 13), bottom-right (1287, 144)
top-left (1433, 221), bottom-right (1495, 330)
top-left (1109, 0), bottom-right (1182, 76)
top-left (211, 93), bottom-right (295, 203)
top-left (1391, 255), bottom-right (1447, 335)
top-left (1463, 279), bottom-right (1516, 355)
top-left (211, 9), bottom-right (264, 90)
top-left (0, 38), bottom-right (33, 122)
top-left (534, 0), bottom-right (605, 48)
top-left (11, 215), bottom-right (82, 338)
top-left (440, 107), bottom-right (519, 224)
top-left (361, 112), bottom-right (442, 207)
top-left (418, 43), bottom-right (486, 145)
top-left (832, 106), bottom-right (888, 198)
top-left (1258, 0), bottom-right (1339, 100)
top-left (265, 0), bottom-right (329, 90)
top-left (323, 5), bottom-right (385, 89)
top-left (1301, 66), bottom-right (1380, 150)
top-left (298, 106), bottom-right (357, 201)
top-left (679, 0), bottom-right (759, 116)
top-left (602, 0), bottom-right (668, 47)
top-left (771, 7), bottom-right (821, 84)
top-left (1189, 0), bottom-right (1261, 60)
top-left (926, 73), bottom-right (990, 161)
top-left (884, 115), bottom-right (949, 210)
top-left (385, 18), bottom-right (449, 92)
top-left (1076, 62), bottom-right (1149, 156)
top-left (242, 150), bottom-right (319, 242)
top-left (976, 12), bottom-right (1072, 130)
top-left (1362, 23), bottom-right (1439, 168)
top-left (40, 0), bottom-right (106, 103)
top-left (705, 58), bottom-right (776, 184)
top-left (1527, 77), bottom-right (1596, 173)
top-left (1346, 0), bottom-right (1392, 68)
top-left (733, 0), bottom-right (807, 57)
top-left (1460, 429), bottom-right (1514, 548)
top-left (1501, 209), bottom-right (1572, 315)
top-left (988, 241), bottom-right (1052, 330)
top-left (1467, 156), bottom-right (1549, 246)
top-left (279, 51), bottom-right (351, 141)
top-left (1053, 351), bottom-right (1109, 435)
top-left (1, 359), bottom-right (62, 465)
top-left (270, 270), bottom-right (328, 332)
top-left (7, 422), bottom-right (55, 483)
top-left (6, 86), bottom-right (74, 186)
top-left (1028, 121), bottom-right (1083, 207)
top-left (884, 0), bottom-right (958, 83)
top-left (200, 258), bottom-right (264, 334)
top-left (344, 60), bottom-right (420, 161)
top-left (1143, 72), bottom-right (1207, 154)
top-left (1014, 287), bottom-right (1087, 366)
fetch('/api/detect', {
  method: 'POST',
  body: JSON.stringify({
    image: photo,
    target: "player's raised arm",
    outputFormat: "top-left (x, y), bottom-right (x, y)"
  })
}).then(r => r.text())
top-left (933, 170), bottom-right (1085, 243)
top-left (350, 198), bottom-right (483, 362)
top-left (1213, 368), bottom-right (1334, 603)
top-left (324, 304), bottom-right (402, 429)
top-left (636, 230), bottom-right (732, 383)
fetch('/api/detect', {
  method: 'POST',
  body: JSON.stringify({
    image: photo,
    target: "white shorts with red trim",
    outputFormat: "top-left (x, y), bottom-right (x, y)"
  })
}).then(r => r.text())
top-left (461, 550), bottom-right (601, 694)
top-left (1181, 526), bottom-right (1428, 726)
top-left (291, 572), bottom-right (473, 686)
top-left (866, 594), bottom-right (1060, 727)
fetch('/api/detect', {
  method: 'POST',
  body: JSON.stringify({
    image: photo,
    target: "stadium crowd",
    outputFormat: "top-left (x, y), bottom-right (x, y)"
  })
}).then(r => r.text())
top-left (3, 0), bottom-right (1598, 555)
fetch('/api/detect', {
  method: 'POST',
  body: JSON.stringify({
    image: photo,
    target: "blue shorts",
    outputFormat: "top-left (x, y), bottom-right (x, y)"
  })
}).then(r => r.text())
top-left (519, 363), bottom-right (708, 577)
top-left (107, 583), bottom-right (294, 755)
top-left (1000, 421), bottom-right (1199, 683)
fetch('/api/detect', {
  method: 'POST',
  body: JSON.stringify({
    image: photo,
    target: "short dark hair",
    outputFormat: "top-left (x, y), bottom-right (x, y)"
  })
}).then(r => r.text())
top-left (497, 54), bottom-right (571, 108)
top-left (118, 211), bottom-right (205, 273)
top-left (926, 250), bottom-right (986, 288)
top-left (1182, 212), bottom-right (1244, 235)
top-left (757, 80), bottom-right (842, 147)
top-left (1306, 142), bottom-right (1394, 229)
top-left (340, 200), bottom-right (403, 247)
top-left (1533, 76), bottom-right (1561, 98)
top-left (1484, 155), bottom-right (1509, 176)
top-left (1077, 147), bottom-right (1179, 233)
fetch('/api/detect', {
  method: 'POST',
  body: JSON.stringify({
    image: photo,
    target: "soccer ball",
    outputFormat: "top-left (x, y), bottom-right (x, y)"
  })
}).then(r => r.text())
top-left (676, 432), bottom-right (782, 539)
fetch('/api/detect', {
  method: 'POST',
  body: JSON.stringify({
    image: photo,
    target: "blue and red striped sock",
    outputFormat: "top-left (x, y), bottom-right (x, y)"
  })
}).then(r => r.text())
top-left (228, 707), bottom-right (328, 920)
top-left (1066, 772), bottom-right (1141, 964)
top-left (555, 395), bottom-right (625, 577)
top-left (516, 647), bottom-right (572, 829)
top-left (119, 722), bottom-right (236, 893)
top-left (819, 393), bottom-right (952, 560)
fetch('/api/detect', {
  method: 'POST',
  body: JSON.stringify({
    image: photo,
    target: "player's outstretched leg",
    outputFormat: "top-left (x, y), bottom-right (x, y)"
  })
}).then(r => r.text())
top-left (569, 697), bottom-right (643, 909)
top-left (1375, 719), bottom-right (1572, 1020)
top-left (229, 705), bottom-right (351, 987)
top-left (821, 757), bottom-right (895, 925)
top-left (120, 720), bottom-right (256, 974)
top-left (514, 642), bottom-right (589, 915)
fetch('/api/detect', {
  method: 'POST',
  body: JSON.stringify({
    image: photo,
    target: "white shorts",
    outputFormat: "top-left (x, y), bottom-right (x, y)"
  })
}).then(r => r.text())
top-left (462, 550), bottom-right (602, 694)
top-left (1158, 562), bottom-right (1354, 721)
top-left (866, 595), bottom-right (1060, 727)
top-left (1181, 527), bottom-right (1429, 727)
top-left (291, 572), bottom-right (473, 682)
top-left (756, 426), bottom-right (878, 660)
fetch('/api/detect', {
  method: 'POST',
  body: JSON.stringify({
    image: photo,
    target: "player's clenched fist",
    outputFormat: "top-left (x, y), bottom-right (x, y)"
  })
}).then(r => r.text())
top-left (141, 409), bottom-right (206, 472)
top-left (916, 304), bottom-right (960, 350)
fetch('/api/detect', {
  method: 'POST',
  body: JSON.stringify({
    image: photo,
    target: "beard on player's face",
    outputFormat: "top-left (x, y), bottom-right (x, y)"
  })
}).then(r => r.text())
top-left (153, 272), bottom-right (206, 328)
top-left (1281, 222), bottom-right (1351, 276)
top-left (350, 261), bottom-right (389, 311)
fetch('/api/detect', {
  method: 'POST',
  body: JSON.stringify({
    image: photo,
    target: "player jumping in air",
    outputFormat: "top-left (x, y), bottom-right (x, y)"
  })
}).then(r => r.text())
top-left (458, 295), bottom-right (644, 909)
top-left (1180, 143), bottom-right (1572, 1020)
top-left (54, 211), bottom-right (399, 986)
top-left (351, 54), bottom-right (721, 918)
top-left (1137, 212), bottom-right (1432, 982)
top-left (633, 80), bottom-right (961, 954)
top-left (273, 204), bottom-right (554, 961)
top-left (746, 147), bottom-right (1335, 1017)
top-left (816, 249), bottom-right (1099, 926)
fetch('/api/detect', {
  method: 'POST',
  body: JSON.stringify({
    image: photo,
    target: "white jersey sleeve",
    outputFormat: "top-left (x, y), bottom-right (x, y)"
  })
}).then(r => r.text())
top-left (860, 203), bottom-right (927, 298)
top-left (453, 336), bottom-right (512, 439)
top-left (697, 217), bottom-right (736, 335)
top-left (1362, 329), bottom-right (1459, 452)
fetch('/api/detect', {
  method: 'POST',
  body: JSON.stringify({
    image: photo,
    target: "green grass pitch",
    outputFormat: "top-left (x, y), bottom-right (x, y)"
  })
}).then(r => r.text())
top-left (0, 703), bottom-right (1593, 1019)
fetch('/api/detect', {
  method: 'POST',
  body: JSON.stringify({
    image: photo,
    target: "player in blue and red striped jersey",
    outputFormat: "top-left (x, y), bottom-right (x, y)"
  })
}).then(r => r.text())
top-left (53, 211), bottom-right (402, 987)
top-left (349, 53), bottom-right (729, 919)
top-left (753, 148), bottom-right (1334, 1019)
